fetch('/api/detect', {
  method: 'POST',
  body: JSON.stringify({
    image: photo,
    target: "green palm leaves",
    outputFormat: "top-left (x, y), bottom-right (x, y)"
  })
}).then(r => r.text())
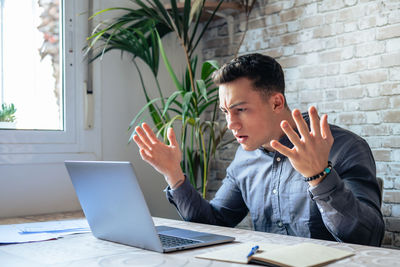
top-left (85, 0), bottom-right (228, 198)
top-left (0, 103), bottom-right (17, 122)
top-left (153, 50), bottom-right (227, 197)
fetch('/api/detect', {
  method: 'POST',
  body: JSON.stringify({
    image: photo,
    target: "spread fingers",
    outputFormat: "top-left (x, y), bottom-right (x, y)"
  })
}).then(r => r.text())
top-left (134, 126), bottom-right (153, 151)
top-left (142, 123), bottom-right (160, 144)
top-left (281, 120), bottom-right (303, 148)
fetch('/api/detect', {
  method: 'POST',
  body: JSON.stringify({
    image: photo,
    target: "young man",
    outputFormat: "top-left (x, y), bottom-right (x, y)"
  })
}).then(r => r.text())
top-left (133, 53), bottom-right (384, 246)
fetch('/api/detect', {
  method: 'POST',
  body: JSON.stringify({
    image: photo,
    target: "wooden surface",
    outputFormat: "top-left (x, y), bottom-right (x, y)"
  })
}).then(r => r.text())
top-left (1, 211), bottom-right (400, 266)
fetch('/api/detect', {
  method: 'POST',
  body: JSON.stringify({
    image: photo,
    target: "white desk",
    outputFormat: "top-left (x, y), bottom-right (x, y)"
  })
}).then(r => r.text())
top-left (0, 211), bottom-right (399, 266)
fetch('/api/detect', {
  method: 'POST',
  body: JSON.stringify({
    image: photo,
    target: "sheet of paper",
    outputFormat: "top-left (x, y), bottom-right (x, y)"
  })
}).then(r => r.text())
top-left (196, 242), bottom-right (285, 264)
top-left (0, 219), bottom-right (90, 244)
top-left (17, 219), bottom-right (89, 234)
top-left (251, 242), bottom-right (354, 267)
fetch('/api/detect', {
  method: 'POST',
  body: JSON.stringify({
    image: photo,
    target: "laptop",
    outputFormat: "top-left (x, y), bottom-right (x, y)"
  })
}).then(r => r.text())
top-left (64, 160), bottom-right (235, 253)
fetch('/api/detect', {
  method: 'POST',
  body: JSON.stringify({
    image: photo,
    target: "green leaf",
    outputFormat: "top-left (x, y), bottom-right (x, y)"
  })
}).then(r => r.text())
top-left (196, 79), bottom-right (208, 101)
top-left (169, 0), bottom-right (182, 37)
top-left (186, 148), bottom-right (197, 188)
top-left (163, 91), bottom-right (181, 116)
top-left (158, 114), bottom-right (182, 142)
top-left (131, 59), bottom-right (166, 129)
top-left (198, 96), bottom-right (219, 114)
top-left (189, 0), bottom-right (203, 23)
top-left (182, 91), bottom-right (193, 116)
top-left (182, 0), bottom-right (191, 44)
top-left (201, 60), bottom-right (219, 80)
top-left (128, 98), bottom-right (161, 130)
top-left (89, 7), bottom-right (134, 20)
top-left (156, 31), bottom-right (183, 91)
top-left (190, 0), bottom-right (224, 57)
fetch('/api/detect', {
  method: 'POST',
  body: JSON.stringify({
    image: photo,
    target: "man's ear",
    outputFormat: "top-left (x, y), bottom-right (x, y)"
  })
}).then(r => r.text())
top-left (271, 93), bottom-right (286, 112)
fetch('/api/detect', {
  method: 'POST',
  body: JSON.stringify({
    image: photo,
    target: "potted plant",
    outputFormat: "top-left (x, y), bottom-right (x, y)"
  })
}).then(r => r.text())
top-left (0, 103), bottom-right (17, 129)
top-left (85, 0), bottom-right (231, 198)
top-left (85, 0), bottom-right (260, 198)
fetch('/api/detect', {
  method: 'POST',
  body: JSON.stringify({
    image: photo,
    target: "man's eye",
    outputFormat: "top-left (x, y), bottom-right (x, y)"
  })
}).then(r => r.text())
top-left (237, 108), bottom-right (246, 112)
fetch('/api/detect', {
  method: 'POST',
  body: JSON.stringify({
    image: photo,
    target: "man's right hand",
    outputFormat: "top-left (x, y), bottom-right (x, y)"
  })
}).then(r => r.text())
top-left (132, 123), bottom-right (185, 189)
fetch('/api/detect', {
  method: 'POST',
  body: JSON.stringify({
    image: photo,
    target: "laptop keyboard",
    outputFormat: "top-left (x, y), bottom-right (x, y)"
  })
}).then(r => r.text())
top-left (158, 234), bottom-right (201, 248)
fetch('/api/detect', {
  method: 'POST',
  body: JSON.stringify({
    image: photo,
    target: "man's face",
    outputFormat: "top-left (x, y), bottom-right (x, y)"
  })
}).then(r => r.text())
top-left (219, 77), bottom-right (281, 151)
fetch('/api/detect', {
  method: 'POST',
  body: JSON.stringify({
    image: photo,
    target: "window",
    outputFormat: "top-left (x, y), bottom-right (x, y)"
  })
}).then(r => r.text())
top-left (0, 0), bottom-right (101, 218)
top-left (0, 0), bottom-right (63, 130)
top-left (0, 0), bottom-right (100, 163)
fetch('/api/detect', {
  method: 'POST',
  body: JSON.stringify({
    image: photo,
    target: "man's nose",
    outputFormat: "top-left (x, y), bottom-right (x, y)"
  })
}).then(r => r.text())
top-left (227, 114), bottom-right (240, 131)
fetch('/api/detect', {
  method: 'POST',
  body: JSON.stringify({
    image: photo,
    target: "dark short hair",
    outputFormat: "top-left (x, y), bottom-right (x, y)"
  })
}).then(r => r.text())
top-left (212, 53), bottom-right (285, 99)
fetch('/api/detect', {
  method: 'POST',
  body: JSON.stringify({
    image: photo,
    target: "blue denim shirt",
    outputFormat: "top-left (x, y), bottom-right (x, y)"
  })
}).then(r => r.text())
top-left (166, 114), bottom-right (384, 246)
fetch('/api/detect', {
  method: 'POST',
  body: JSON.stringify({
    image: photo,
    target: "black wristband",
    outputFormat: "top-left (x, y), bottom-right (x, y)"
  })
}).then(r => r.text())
top-left (304, 161), bottom-right (332, 182)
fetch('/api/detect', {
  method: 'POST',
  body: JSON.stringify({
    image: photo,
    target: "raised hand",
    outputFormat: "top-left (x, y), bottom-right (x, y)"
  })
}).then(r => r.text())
top-left (133, 123), bottom-right (185, 188)
top-left (270, 106), bottom-right (334, 186)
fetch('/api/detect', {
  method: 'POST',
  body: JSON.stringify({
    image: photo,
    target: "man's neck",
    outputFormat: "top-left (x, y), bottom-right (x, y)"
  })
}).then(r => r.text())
top-left (285, 109), bottom-right (297, 130)
top-left (262, 108), bottom-right (296, 152)
top-left (278, 108), bottom-right (296, 138)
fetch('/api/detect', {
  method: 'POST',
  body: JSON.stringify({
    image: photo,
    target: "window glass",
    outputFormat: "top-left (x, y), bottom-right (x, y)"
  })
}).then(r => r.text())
top-left (0, 0), bottom-right (63, 130)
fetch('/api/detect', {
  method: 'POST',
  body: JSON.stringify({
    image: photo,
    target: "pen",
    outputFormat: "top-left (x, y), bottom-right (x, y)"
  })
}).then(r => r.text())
top-left (247, 245), bottom-right (259, 258)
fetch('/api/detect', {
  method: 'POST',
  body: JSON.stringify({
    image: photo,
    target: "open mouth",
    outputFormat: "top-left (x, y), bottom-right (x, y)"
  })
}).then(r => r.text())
top-left (235, 135), bottom-right (248, 143)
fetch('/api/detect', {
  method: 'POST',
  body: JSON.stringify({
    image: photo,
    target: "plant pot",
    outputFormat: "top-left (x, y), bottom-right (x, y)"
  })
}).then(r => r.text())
top-left (0, 121), bottom-right (16, 129)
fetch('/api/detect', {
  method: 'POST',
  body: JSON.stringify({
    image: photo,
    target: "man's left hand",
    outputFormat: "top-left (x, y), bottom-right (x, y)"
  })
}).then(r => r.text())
top-left (270, 106), bottom-right (334, 186)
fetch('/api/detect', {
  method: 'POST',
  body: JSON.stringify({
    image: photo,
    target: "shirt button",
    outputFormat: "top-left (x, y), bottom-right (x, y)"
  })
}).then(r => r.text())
top-left (320, 208), bottom-right (324, 213)
top-left (277, 221), bottom-right (283, 227)
top-left (273, 189), bottom-right (277, 194)
top-left (276, 157), bottom-right (281, 162)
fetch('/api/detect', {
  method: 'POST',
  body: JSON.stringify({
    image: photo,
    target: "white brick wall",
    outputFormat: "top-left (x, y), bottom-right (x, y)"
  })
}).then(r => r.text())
top-left (203, 0), bottom-right (400, 249)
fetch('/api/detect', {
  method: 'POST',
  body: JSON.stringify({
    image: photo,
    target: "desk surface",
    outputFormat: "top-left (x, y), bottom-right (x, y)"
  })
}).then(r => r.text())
top-left (0, 211), bottom-right (399, 267)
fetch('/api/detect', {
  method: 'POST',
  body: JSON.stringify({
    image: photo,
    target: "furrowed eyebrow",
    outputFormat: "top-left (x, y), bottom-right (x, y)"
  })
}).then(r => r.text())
top-left (229, 101), bottom-right (247, 109)
top-left (220, 101), bottom-right (247, 112)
